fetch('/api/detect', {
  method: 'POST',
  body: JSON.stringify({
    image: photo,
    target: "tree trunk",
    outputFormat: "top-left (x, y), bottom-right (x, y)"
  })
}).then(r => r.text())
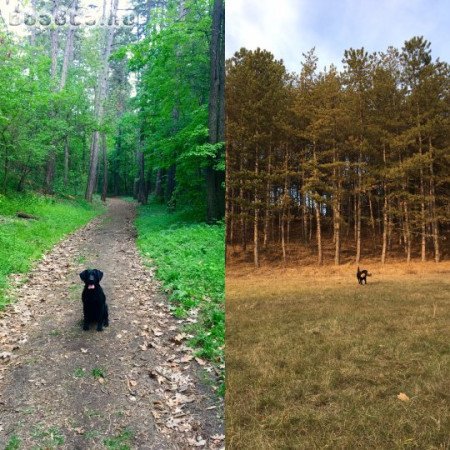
top-left (428, 138), bottom-right (440, 262)
top-left (101, 133), bottom-right (108, 202)
top-left (381, 192), bottom-right (388, 264)
top-left (315, 200), bottom-right (323, 265)
top-left (356, 150), bottom-right (362, 264)
top-left (60, 0), bottom-right (78, 91)
top-left (403, 200), bottom-right (411, 263)
top-left (206, 0), bottom-right (225, 222)
top-left (165, 165), bottom-right (176, 205)
top-left (263, 147), bottom-right (272, 247)
top-left (85, 0), bottom-right (118, 202)
top-left (63, 136), bottom-right (69, 187)
top-left (416, 107), bottom-right (427, 261)
top-left (333, 151), bottom-right (341, 265)
top-left (154, 168), bottom-right (163, 199)
top-left (253, 146), bottom-right (260, 268)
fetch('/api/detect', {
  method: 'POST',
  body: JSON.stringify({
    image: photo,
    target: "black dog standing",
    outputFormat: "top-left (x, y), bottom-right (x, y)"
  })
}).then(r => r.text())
top-left (356, 267), bottom-right (371, 285)
top-left (80, 269), bottom-right (109, 331)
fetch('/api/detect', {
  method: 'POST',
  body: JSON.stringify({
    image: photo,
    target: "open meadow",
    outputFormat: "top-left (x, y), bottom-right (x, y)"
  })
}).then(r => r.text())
top-left (226, 262), bottom-right (450, 449)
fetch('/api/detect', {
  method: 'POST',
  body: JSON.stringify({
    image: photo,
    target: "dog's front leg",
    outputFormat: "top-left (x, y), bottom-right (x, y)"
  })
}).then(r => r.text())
top-left (96, 305), bottom-right (104, 332)
top-left (104, 304), bottom-right (109, 328)
top-left (82, 300), bottom-right (89, 331)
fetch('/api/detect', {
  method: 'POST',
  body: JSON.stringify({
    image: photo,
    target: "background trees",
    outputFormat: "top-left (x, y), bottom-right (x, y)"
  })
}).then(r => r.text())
top-left (226, 38), bottom-right (450, 266)
top-left (0, 0), bottom-right (224, 221)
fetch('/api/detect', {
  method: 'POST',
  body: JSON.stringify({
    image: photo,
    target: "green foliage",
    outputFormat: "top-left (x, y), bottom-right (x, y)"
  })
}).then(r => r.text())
top-left (5, 435), bottom-right (21, 450)
top-left (0, 30), bottom-right (97, 195)
top-left (119, 0), bottom-right (222, 210)
top-left (91, 367), bottom-right (105, 379)
top-left (103, 428), bottom-right (134, 450)
top-left (0, 193), bottom-right (104, 308)
top-left (135, 199), bottom-right (224, 372)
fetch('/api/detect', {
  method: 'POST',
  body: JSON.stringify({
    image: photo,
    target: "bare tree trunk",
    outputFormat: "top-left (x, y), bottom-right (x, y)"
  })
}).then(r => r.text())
top-left (333, 151), bottom-right (341, 265)
top-left (60, 0), bottom-right (78, 90)
top-left (254, 145), bottom-right (260, 268)
top-left (417, 110), bottom-right (427, 261)
top-left (165, 165), bottom-right (176, 205)
top-left (403, 200), bottom-right (411, 263)
top-left (206, 0), bottom-right (225, 222)
top-left (301, 166), bottom-right (308, 243)
top-left (136, 150), bottom-right (146, 204)
top-left (429, 138), bottom-right (440, 262)
top-left (381, 193), bottom-right (388, 264)
top-left (154, 168), bottom-right (163, 199)
top-left (381, 144), bottom-right (388, 264)
top-left (101, 133), bottom-right (108, 202)
top-left (263, 147), bottom-right (272, 247)
top-left (225, 143), bottom-right (232, 243)
top-left (63, 136), bottom-right (69, 187)
top-left (356, 150), bottom-right (362, 264)
top-left (239, 157), bottom-right (246, 251)
top-left (281, 146), bottom-right (289, 264)
top-left (85, 0), bottom-right (119, 202)
top-left (44, 0), bottom-right (60, 195)
top-left (50, 0), bottom-right (59, 81)
top-left (315, 200), bottom-right (323, 265)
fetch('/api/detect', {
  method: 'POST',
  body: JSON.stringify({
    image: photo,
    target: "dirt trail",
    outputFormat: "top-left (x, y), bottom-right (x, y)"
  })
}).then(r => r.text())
top-left (0, 199), bottom-right (223, 449)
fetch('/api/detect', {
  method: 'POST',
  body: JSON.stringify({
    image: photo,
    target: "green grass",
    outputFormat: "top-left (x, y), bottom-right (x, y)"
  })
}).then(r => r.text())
top-left (0, 193), bottom-right (104, 308)
top-left (135, 201), bottom-right (225, 377)
top-left (5, 435), bottom-right (21, 450)
top-left (103, 428), bottom-right (133, 450)
top-left (91, 367), bottom-right (105, 379)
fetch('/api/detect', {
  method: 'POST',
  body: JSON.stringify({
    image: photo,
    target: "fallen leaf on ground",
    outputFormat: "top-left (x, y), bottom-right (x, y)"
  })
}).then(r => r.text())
top-left (211, 434), bottom-right (225, 440)
top-left (195, 357), bottom-right (206, 366)
top-left (397, 392), bottom-right (410, 402)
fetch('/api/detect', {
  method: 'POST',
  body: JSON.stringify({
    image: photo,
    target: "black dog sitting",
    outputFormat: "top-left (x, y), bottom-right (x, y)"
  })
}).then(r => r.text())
top-left (79, 269), bottom-right (109, 331)
top-left (356, 267), bottom-right (371, 285)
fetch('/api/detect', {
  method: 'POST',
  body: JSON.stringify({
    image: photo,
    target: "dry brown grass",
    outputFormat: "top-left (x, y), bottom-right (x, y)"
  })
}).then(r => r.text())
top-left (226, 261), bottom-right (450, 449)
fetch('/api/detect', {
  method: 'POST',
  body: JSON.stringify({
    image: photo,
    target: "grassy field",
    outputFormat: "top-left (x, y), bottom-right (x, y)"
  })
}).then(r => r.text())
top-left (135, 201), bottom-right (225, 382)
top-left (0, 193), bottom-right (104, 308)
top-left (226, 262), bottom-right (450, 449)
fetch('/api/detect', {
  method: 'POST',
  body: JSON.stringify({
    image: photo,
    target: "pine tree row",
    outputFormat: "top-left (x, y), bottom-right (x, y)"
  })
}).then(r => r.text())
top-left (226, 38), bottom-right (450, 266)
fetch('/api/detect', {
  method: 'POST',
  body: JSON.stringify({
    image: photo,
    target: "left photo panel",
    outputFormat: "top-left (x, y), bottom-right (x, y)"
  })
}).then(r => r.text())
top-left (0, 0), bottom-right (225, 448)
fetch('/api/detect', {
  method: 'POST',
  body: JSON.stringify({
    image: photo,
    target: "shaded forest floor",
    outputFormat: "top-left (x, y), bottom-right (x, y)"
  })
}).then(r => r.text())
top-left (0, 199), bottom-right (223, 449)
top-left (227, 236), bottom-right (450, 268)
top-left (226, 262), bottom-right (450, 449)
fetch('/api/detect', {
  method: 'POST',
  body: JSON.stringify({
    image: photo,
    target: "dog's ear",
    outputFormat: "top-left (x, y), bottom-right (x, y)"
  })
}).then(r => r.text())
top-left (79, 270), bottom-right (88, 282)
top-left (95, 269), bottom-right (103, 282)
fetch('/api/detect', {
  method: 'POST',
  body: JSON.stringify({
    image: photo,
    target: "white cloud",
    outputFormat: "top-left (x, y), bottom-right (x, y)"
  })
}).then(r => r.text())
top-left (226, 0), bottom-right (450, 73)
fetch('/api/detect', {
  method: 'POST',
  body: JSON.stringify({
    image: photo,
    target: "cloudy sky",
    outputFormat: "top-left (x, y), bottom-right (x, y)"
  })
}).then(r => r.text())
top-left (226, 0), bottom-right (450, 73)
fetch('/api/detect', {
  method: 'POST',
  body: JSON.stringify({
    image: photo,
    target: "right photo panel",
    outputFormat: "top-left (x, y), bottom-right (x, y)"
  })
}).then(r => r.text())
top-left (225, 1), bottom-right (450, 448)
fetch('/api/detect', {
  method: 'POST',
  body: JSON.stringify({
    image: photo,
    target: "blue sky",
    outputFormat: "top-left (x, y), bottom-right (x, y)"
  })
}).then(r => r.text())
top-left (226, 0), bottom-right (450, 73)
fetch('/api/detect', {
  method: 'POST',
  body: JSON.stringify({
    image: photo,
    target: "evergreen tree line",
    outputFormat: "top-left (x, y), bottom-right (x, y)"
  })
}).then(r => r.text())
top-left (226, 38), bottom-right (450, 267)
top-left (0, 0), bottom-right (225, 221)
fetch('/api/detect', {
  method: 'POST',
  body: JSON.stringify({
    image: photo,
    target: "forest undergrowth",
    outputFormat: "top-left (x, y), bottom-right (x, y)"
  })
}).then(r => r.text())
top-left (136, 200), bottom-right (225, 391)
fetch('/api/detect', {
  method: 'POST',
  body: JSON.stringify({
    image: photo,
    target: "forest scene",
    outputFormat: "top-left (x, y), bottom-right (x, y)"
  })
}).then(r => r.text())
top-left (0, 0), bottom-right (225, 447)
top-left (226, 39), bottom-right (450, 449)
top-left (226, 39), bottom-right (449, 267)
